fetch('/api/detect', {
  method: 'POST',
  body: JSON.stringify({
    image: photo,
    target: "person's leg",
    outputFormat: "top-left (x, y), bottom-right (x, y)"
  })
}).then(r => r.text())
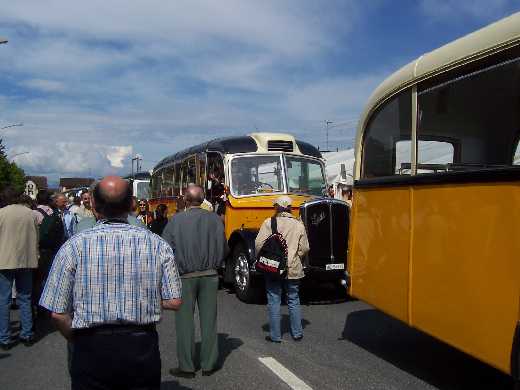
top-left (265, 276), bottom-right (282, 341)
top-left (197, 276), bottom-right (219, 371)
top-left (0, 270), bottom-right (14, 345)
top-left (285, 279), bottom-right (303, 339)
top-left (14, 269), bottom-right (34, 340)
top-left (175, 278), bottom-right (197, 373)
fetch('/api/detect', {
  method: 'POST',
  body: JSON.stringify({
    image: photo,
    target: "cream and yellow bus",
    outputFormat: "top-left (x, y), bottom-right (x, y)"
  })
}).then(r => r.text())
top-left (150, 133), bottom-right (350, 302)
top-left (348, 12), bottom-right (520, 381)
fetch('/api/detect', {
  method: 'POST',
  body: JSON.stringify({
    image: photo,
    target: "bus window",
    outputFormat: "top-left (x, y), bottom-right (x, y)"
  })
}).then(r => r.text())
top-left (286, 156), bottom-right (326, 196)
top-left (151, 170), bottom-right (161, 198)
top-left (417, 50), bottom-right (520, 172)
top-left (197, 155), bottom-right (206, 186)
top-left (361, 89), bottom-right (412, 178)
top-left (181, 156), bottom-right (197, 193)
top-left (231, 155), bottom-right (284, 196)
top-left (162, 166), bottom-right (174, 196)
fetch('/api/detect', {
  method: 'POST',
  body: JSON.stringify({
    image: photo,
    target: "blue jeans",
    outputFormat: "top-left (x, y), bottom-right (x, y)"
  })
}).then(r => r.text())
top-left (0, 269), bottom-right (33, 344)
top-left (265, 276), bottom-right (303, 341)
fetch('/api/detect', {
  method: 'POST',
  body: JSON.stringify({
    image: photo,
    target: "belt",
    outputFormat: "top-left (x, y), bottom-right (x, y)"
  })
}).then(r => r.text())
top-left (74, 323), bottom-right (156, 336)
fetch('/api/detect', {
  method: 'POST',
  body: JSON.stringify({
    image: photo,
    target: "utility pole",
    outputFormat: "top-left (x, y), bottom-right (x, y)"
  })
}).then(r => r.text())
top-left (131, 154), bottom-right (142, 178)
top-left (325, 120), bottom-right (333, 152)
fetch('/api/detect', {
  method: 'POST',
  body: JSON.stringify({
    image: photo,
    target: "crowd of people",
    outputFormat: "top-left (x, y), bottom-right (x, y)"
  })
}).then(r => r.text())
top-left (0, 176), bottom-right (310, 389)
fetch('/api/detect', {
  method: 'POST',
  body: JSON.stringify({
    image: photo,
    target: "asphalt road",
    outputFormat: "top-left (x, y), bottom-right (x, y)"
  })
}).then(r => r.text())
top-left (0, 284), bottom-right (514, 390)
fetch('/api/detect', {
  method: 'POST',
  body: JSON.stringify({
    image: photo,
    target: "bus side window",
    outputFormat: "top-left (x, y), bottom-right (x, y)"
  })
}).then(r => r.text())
top-left (361, 89), bottom-right (412, 178)
top-left (417, 47), bottom-right (520, 172)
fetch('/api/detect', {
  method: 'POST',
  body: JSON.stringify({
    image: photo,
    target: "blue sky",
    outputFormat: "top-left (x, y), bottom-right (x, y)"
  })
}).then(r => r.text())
top-left (0, 0), bottom-right (519, 183)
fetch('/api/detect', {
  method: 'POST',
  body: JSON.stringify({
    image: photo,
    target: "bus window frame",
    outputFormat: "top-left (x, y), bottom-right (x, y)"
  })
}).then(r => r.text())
top-left (357, 45), bottom-right (520, 188)
top-left (228, 153), bottom-right (287, 198)
top-left (228, 153), bottom-right (325, 198)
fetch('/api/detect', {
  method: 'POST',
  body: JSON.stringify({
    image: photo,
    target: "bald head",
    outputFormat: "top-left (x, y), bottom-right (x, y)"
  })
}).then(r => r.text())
top-left (185, 185), bottom-right (205, 207)
top-left (93, 176), bottom-right (132, 218)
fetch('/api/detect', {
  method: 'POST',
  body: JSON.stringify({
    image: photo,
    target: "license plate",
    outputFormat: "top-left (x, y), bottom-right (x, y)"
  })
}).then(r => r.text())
top-left (326, 263), bottom-right (344, 270)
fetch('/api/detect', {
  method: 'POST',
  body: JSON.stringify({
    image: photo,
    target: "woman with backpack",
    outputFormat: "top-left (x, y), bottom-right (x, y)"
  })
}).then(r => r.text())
top-left (254, 195), bottom-right (310, 343)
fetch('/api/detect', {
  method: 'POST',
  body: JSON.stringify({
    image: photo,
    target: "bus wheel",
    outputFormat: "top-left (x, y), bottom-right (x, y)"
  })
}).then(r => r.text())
top-left (232, 244), bottom-right (261, 303)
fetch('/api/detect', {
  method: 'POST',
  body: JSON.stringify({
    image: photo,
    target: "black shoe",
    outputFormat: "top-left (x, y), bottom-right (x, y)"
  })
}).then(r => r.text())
top-left (19, 336), bottom-right (35, 347)
top-left (0, 341), bottom-right (12, 351)
top-left (202, 368), bottom-right (220, 376)
top-left (265, 336), bottom-right (282, 344)
top-left (293, 335), bottom-right (303, 342)
top-left (169, 368), bottom-right (195, 379)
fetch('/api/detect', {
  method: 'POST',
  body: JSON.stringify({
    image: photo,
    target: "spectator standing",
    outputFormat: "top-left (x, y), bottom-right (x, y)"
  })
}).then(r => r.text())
top-left (149, 203), bottom-right (168, 236)
top-left (40, 176), bottom-right (182, 389)
top-left (0, 187), bottom-right (39, 349)
top-left (255, 195), bottom-right (310, 343)
top-left (68, 196), bottom-right (81, 218)
top-left (77, 191), bottom-right (94, 219)
top-left (162, 185), bottom-right (228, 378)
top-left (137, 199), bottom-right (154, 226)
top-left (54, 193), bottom-right (77, 239)
top-left (33, 190), bottom-right (65, 310)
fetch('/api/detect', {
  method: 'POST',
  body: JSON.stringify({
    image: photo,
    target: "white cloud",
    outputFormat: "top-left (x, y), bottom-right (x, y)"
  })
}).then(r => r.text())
top-left (106, 146), bottom-right (133, 169)
top-left (9, 142), bottom-right (133, 179)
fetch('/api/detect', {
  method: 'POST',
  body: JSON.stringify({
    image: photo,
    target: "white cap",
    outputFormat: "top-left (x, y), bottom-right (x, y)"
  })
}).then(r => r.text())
top-left (273, 195), bottom-right (292, 208)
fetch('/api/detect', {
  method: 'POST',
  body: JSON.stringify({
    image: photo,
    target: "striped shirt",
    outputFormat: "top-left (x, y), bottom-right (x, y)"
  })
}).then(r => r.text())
top-left (39, 221), bottom-right (182, 329)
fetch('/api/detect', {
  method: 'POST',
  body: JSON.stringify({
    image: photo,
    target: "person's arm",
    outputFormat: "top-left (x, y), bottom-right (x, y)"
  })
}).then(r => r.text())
top-left (51, 312), bottom-right (73, 341)
top-left (254, 219), bottom-right (270, 254)
top-left (39, 243), bottom-right (77, 339)
top-left (160, 241), bottom-right (182, 310)
top-left (162, 298), bottom-right (182, 311)
top-left (298, 222), bottom-right (310, 257)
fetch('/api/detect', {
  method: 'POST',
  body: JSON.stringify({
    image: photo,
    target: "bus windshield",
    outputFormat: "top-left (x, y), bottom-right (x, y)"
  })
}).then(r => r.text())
top-left (285, 156), bottom-right (325, 196)
top-left (231, 155), bottom-right (284, 196)
top-left (230, 155), bottom-right (325, 197)
top-left (135, 180), bottom-right (150, 199)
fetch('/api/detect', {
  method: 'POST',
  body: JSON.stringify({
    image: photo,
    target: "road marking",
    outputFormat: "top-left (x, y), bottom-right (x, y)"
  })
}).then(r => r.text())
top-left (258, 357), bottom-right (313, 390)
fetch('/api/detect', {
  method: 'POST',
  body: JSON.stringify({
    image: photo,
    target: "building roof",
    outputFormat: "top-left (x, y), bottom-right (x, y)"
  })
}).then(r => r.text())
top-left (25, 176), bottom-right (48, 190)
top-left (59, 177), bottom-right (95, 189)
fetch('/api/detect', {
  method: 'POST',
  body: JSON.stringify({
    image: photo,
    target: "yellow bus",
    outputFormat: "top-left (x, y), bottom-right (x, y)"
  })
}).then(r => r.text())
top-left (150, 132), bottom-right (350, 302)
top-left (348, 12), bottom-right (520, 380)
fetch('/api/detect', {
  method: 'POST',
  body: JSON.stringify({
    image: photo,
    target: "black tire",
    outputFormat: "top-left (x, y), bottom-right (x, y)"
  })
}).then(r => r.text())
top-left (232, 243), bottom-right (263, 303)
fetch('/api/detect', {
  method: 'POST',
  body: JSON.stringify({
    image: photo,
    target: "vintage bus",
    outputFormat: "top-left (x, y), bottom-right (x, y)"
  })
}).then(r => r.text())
top-left (124, 171), bottom-right (151, 200)
top-left (150, 132), bottom-right (350, 302)
top-left (348, 12), bottom-right (520, 381)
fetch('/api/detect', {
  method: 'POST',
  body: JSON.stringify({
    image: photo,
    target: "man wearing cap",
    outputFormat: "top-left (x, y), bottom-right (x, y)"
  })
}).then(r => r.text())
top-left (255, 195), bottom-right (310, 343)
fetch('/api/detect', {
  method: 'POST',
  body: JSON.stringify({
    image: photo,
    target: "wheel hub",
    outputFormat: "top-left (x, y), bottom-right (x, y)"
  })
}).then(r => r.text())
top-left (234, 254), bottom-right (249, 291)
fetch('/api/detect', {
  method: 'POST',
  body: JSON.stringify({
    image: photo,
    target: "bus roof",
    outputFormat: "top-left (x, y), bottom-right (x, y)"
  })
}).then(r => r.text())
top-left (356, 11), bottom-right (520, 139)
top-left (153, 133), bottom-right (322, 171)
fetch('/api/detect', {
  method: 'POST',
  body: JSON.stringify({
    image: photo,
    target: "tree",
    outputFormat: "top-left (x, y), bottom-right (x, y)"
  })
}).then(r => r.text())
top-left (0, 138), bottom-right (26, 193)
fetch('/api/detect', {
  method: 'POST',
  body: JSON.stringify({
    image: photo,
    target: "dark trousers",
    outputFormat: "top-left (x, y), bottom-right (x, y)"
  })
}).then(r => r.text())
top-left (71, 325), bottom-right (161, 390)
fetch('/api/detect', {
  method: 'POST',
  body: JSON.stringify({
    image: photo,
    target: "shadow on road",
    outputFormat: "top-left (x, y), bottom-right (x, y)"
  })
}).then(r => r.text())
top-left (261, 315), bottom-right (311, 335)
top-left (0, 353), bottom-right (10, 360)
top-left (194, 333), bottom-right (243, 369)
top-left (161, 380), bottom-right (193, 389)
top-left (342, 309), bottom-right (513, 389)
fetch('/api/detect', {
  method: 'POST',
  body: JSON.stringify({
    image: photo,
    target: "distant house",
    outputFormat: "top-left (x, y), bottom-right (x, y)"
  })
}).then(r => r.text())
top-left (25, 176), bottom-right (48, 190)
top-left (24, 176), bottom-right (48, 200)
top-left (59, 177), bottom-right (95, 192)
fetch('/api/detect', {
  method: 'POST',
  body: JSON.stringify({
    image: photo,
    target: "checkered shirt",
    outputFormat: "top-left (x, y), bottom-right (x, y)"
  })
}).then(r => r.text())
top-left (39, 221), bottom-right (182, 328)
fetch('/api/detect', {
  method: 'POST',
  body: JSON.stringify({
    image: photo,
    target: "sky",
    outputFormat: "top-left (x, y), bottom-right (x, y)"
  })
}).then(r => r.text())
top-left (0, 0), bottom-right (519, 185)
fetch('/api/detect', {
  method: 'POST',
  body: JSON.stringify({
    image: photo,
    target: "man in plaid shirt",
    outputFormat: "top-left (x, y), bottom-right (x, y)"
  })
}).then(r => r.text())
top-left (40, 176), bottom-right (182, 390)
